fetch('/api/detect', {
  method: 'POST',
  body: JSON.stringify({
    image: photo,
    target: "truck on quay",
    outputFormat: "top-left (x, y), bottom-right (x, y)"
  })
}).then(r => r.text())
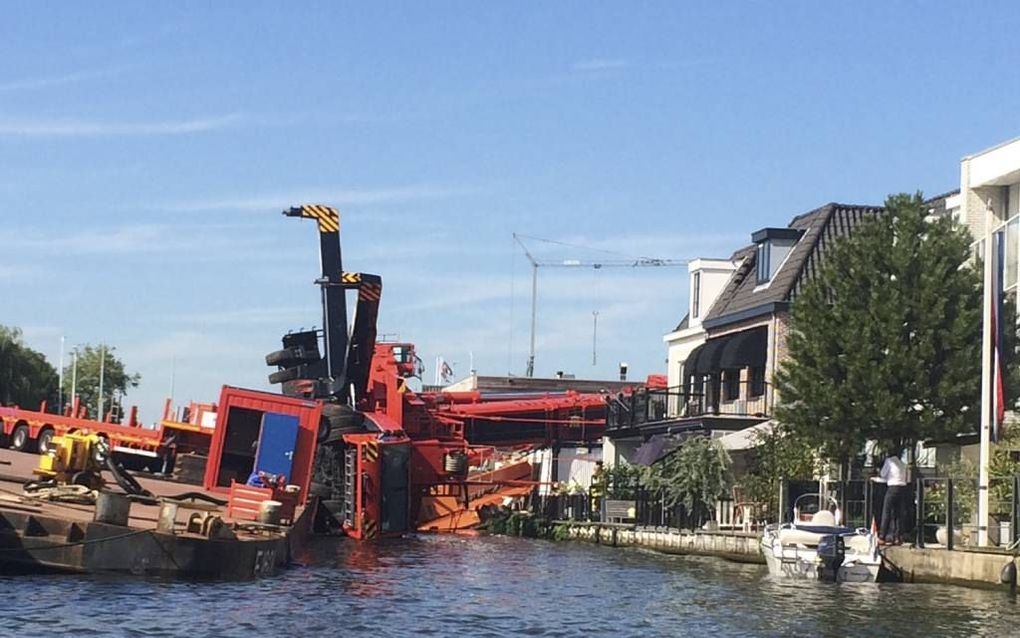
top-left (0, 396), bottom-right (216, 478)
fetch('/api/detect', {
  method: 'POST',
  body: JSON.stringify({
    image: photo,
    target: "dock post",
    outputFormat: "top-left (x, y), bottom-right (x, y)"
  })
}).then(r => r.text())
top-left (915, 479), bottom-right (925, 549)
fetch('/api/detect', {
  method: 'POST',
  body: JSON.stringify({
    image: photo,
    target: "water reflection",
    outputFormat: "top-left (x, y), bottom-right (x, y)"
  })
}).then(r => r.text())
top-left (1, 535), bottom-right (1018, 637)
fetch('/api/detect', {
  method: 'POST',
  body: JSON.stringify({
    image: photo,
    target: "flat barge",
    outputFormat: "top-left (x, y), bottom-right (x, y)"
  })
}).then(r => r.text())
top-left (0, 449), bottom-right (311, 579)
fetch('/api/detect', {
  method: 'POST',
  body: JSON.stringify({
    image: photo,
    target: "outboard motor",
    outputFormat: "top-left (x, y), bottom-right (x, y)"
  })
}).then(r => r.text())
top-left (816, 534), bottom-right (846, 581)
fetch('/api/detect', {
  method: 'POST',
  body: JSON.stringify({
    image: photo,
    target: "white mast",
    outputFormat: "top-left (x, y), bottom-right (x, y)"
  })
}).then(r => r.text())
top-left (978, 200), bottom-right (995, 547)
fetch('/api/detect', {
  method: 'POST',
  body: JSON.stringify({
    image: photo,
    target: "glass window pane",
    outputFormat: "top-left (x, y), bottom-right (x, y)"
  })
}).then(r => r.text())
top-left (1007, 219), bottom-right (1018, 290)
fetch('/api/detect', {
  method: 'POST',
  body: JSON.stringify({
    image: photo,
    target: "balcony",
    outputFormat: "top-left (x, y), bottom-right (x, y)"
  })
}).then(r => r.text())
top-left (607, 380), bottom-right (771, 433)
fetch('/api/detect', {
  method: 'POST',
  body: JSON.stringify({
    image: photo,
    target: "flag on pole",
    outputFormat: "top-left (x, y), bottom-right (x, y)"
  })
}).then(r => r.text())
top-left (438, 357), bottom-right (454, 384)
top-left (991, 229), bottom-right (1007, 443)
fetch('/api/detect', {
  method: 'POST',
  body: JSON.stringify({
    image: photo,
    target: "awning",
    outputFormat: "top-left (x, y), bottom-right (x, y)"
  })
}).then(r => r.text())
top-left (693, 339), bottom-right (726, 374)
top-left (718, 421), bottom-right (774, 451)
top-left (719, 327), bottom-right (767, 368)
top-left (684, 327), bottom-right (768, 376)
top-left (633, 434), bottom-right (680, 466)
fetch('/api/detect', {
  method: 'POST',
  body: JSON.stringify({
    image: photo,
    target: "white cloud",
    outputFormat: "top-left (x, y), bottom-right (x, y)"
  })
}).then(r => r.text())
top-left (0, 113), bottom-right (242, 137)
top-left (168, 306), bottom-right (314, 327)
top-left (158, 185), bottom-right (474, 213)
top-left (571, 58), bottom-right (630, 72)
top-left (0, 66), bottom-right (131, 92)
top-left (0, 222), bottom-right (269, 257)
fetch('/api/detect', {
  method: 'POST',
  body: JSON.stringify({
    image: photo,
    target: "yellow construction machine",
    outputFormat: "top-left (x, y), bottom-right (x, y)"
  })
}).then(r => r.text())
top-left (30, 431), bottom-right (109, 491)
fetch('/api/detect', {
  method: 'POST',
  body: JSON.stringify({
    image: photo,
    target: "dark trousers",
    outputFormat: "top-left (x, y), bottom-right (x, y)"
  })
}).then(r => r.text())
top-left (880, 484), bottom-right (906, 542)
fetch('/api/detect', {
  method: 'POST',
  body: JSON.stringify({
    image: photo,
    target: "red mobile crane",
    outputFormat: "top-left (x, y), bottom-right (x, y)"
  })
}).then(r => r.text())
top-left (202, 204), bottom-right (610, 539)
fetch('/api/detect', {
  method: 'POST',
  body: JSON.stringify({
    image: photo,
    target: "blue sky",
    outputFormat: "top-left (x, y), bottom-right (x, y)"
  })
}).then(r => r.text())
top-left (3, 2), bottom-right (1020, 422)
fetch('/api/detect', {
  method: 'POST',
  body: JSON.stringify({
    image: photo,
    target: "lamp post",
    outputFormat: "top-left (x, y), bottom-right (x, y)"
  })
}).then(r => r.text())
top-left (97, 343), bottom-right (106, 421)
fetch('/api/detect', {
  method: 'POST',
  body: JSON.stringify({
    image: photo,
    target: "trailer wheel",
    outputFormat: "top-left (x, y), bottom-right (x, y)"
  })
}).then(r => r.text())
top-left (10, 425), bottom-right (31, 452)
top-left (36, 428), bottom-right (55, 455)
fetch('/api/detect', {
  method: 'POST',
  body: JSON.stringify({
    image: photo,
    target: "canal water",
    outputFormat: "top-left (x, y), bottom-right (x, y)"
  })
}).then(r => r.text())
top-left (2, 535), bottom-right (1019, 636)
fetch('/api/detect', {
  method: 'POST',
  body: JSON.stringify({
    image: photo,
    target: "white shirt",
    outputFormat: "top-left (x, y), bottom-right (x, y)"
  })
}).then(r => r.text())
top-left (877, 456), bottom-right (908, 486)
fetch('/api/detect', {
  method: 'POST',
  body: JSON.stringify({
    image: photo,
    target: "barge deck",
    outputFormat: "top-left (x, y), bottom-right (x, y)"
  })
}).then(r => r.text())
top-left (0, 449), bottom-right (311, 579)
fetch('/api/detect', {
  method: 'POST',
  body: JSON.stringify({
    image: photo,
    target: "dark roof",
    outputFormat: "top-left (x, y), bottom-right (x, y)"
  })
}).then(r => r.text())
top-left (671, 313), bottom-right (690, 332)
top-left (703, 202), bottom-right (884, 328)
top-left (925, 189), bottom-right (959, 217)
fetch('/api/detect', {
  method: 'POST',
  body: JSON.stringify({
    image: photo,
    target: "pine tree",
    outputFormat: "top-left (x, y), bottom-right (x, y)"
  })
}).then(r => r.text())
top-left (774, 193), bottom-right (996, 468)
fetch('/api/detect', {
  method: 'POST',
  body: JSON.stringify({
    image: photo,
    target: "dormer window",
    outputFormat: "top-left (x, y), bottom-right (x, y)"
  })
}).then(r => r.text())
top-left (752, 227), bottom-right (803, 284)
top-left (692, 272), bottom-right (701, 318)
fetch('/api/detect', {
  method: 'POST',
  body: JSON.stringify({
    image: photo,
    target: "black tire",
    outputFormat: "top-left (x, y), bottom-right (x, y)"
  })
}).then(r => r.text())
top-left (10, 425), bottom-right (31, 452)
top-left (266, 346), bottom-right (318, 367)
top-left (71, 471), bottom-right (99, 489)
top-left (36, 428), bottom-right (55, 455)
top-left (321, 403), bottom-right (364, 443)
top-left (309, 481), bottom-right (331, 498)
top-left (268, 367), bottom-right (302, 384)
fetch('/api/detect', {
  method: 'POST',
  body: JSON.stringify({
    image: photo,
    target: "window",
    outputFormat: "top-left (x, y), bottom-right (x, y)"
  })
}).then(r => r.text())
top-left (749, 366), bottom-right (765, 397)
top-left (723, 369), bottom-right (740, 401)
top-left (756, 242), bottom-right (770, 284)
top-left (1006, 217), bottom-right (1018, 291)
top-left (692, 272), bottom-right (701, 318)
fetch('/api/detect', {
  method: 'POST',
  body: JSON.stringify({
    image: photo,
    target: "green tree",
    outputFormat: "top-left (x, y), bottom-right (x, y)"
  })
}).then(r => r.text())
top-left (63, 344), bottom-right (140, 419)
top-left (740, 424), bottom-right (817, 522)
top-left (775, 192), bottom-right (998, 469)
top-left (643, 436), bottom-right (733, 521)
top-left (0, 325), bottom-right (59, 409)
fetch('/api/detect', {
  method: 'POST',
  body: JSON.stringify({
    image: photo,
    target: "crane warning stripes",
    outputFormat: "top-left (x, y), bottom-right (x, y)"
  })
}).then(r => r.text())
top-left (363, 518), bottom-right (378, 539)
top-left (285, 204), bottom-right (340, 233)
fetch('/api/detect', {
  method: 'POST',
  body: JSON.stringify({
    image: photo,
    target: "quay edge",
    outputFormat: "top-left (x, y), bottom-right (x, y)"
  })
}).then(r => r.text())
top-left (557, 522), bottom-right (1020, 589)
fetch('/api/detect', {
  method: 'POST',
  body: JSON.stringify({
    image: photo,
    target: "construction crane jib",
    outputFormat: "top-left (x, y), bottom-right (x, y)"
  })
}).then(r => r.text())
top-left (512, 233), bottom-right (687, 378)
top-left (284, 204), bottom-right (349, 397)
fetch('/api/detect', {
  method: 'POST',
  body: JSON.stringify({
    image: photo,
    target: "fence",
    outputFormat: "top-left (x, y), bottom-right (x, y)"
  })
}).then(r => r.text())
top-left (534, 487), bottom-right (713, 531)
top-left (533, 476), bottom-right (1020, 548)
top-left (606, 381), bottom-right (770, 432)
top-left (913, 475), bottom-right (1020, 549)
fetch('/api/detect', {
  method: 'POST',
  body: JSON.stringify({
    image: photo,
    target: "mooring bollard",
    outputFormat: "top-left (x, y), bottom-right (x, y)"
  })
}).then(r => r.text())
top-left (157, 501), bottom-right (179, 534)
top-left (94, 491), bottom-right (131, 527)
top-left (258, 500), bottom-right (283, 525)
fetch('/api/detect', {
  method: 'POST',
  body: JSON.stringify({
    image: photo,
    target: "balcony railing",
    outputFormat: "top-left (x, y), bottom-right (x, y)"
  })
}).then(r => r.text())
top-left (607, 380), bottom-right (771, 431)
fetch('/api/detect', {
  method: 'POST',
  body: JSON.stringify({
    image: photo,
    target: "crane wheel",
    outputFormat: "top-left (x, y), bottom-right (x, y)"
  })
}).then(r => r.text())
top-left (266, 346), bottom-right (318, 367)
top-left (321, 404), bottom-right (365, 443)
top-left (309, 481), bottom-right (332, 498)
top-left (268, 367), bottom-right (302, 384)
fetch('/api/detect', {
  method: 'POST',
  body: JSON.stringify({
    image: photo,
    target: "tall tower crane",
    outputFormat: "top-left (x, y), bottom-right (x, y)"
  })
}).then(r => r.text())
top-left (512, 233), bottom-right (687, 377)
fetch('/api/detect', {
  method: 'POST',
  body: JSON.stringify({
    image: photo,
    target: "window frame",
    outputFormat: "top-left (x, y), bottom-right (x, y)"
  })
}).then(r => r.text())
top-left (692, 271), bottom-right (701, 318)
top-left (756, 242), bottom-right (771, 284)
top-left (749, 366), bottom-right (766, 397)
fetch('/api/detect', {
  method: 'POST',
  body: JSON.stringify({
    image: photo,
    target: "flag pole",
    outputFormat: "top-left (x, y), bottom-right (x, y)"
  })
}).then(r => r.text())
top-left (978, 200), bottom-right (995, 547)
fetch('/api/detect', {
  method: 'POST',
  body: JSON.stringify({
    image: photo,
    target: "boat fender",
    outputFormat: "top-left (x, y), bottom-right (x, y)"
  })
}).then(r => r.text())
top-left (1000, 560), bottom-right (1017, 588)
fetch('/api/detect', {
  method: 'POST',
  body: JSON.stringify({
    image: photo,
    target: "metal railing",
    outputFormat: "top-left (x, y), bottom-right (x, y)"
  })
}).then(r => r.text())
top-left (914, 476), bottom-right (1020, 549)
top-left (535, 475), bottom-right (1020, 549)
top-left (535, 488), bottom-right (711, 530)
top-left (607, 381), bottom-right (770, 431)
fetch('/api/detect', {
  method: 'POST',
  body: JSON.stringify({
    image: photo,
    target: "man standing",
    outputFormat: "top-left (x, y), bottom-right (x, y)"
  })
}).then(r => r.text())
top-left (872, 449), bottom-right (909, 544)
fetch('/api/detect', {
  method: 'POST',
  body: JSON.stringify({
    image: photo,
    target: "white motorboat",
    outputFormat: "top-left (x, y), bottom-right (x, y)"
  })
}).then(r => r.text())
top-left (761, 494), bottom-right (881, 583)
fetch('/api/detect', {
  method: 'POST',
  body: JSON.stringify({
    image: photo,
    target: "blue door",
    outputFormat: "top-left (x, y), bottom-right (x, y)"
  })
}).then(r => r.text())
top-left (254, 412), bottom-right (300, 480)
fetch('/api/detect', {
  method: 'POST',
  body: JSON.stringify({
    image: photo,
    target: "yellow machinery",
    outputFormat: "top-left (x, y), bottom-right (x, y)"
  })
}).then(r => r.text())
top-left (32, 431), bottom-right (109, 491)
